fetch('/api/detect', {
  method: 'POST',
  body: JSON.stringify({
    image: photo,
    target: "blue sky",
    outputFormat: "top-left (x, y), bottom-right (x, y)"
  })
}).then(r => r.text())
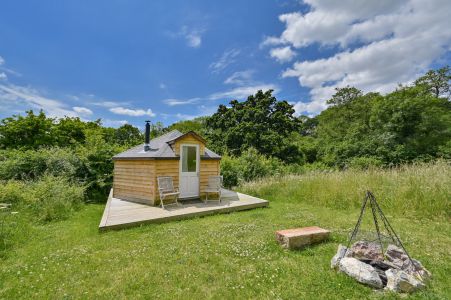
top-left (1, 0), bottom-right (450, 128)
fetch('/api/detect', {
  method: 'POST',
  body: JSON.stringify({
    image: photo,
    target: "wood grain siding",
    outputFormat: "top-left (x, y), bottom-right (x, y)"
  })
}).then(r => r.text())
top-left (154, 160), bottom-right (179, 201)
top-left (113, 160), bottom-right (155, 205)
top-left (200, 160), bottom-right (220, 197)
top-left (174, 135), bottom-right (205, 156)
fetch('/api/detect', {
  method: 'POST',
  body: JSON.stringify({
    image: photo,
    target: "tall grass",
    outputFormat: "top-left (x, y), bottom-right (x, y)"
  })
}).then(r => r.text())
top-left (239, 160), bottom-right (450, 220)
top-left (0, 175), bottom-right (84, 223)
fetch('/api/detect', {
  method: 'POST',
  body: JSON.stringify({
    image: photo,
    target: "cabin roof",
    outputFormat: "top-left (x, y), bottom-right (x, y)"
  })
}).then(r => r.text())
top-left (113, 130), bottom-right (221, 160)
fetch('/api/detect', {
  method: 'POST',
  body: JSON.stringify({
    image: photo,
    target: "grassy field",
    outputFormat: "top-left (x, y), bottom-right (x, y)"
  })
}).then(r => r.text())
top-left (0, 163), bottom-right (450, 299)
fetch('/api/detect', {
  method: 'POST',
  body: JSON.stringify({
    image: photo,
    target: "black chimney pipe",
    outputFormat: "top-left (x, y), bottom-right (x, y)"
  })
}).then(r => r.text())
top-left (144, 120), bottom-right (151, 151)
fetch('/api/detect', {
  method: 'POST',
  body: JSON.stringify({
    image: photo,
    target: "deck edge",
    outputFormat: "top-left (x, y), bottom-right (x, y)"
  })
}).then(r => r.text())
top-left (99, 198), bottom-right (268, 231)
top-left (98, 189), bottom-right (113, 230)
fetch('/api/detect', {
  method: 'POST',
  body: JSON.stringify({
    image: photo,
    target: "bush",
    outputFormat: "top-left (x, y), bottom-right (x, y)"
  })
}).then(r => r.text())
top-left (0, 176), bottom-right (84, 223)
top-left (346, 156), bottom-right (384, 170)
top-left (220, 148), bottom-right (287, 187)
top-left (220, 156), bottom-right (240, 188)
top-left (0, 148), bottom-right (83, 181)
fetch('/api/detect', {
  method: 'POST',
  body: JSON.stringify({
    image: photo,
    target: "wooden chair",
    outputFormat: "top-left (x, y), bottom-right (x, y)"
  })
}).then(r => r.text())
top-left (157, 176), bottom-right (180, 209)
top-left (204, 176), bottom-right (223, 203)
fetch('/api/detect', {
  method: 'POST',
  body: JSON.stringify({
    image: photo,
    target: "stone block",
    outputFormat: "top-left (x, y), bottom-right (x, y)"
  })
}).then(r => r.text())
top-left (275, 226), bottom-right (330, 250)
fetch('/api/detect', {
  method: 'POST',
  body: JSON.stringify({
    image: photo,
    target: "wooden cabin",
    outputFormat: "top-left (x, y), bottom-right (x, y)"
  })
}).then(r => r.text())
top-left (112, 129), bottom-right (221, 205)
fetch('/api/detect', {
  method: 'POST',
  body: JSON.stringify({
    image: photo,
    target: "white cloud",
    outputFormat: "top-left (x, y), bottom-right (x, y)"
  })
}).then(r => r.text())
top-left (0, 56), bottom-right (4, 65)
top-left (209, 84), bottom-right (278, 100)
top-left (270, 46), bottom-right (296, 63)
top-left (179, 26), bottom-right (204, 48)
top-left (72, 106), bottom-right (93, 116)
top-left (92, 100), bottom-right (130, 108)
top-left (209, 49), bottom-right (241, 73)
top-left (159, 83), bottom-right (167, 89)
top-left (0, 72), bottom-right (7, 81)
top-left (102, 119), bottom-right (128, 128)
top-left (109, 106), bottom-right (156, 117)
top-left (0, 84), bottom-right (82, 117)
top-left (161, 83), bottom-right (278, 106)
top-left (224, 70), bottom-right (255, 85)
top-left (266, 0), bottom-right (451, 115)
top-left (163, 97), bottom-right (201, 106)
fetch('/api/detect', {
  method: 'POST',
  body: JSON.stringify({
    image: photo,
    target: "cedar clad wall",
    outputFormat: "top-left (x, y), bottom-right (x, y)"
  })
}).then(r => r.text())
top-left (113, 160), bottom-right (155, 205)
top-left (174, 135), bottom-right (205, 156)
top-left (200, 160), bottom-right (220, 196)
top-left (154, 160), bottom-right (179, 201)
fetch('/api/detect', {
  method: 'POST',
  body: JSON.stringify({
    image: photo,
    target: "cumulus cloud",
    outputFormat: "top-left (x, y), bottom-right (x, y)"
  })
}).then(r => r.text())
top-left (265, 0), bottom-right (451, 115)
top-left (72, 106), bottom-right (93, 116)
top-left (209, 49), bottom-right (241, 73)
top-left (109, 106), bottom-right (156, 117)
top-left (0, 72), bottom-right (7, 81)
top-left (270, 46), bottom-right (296, 63)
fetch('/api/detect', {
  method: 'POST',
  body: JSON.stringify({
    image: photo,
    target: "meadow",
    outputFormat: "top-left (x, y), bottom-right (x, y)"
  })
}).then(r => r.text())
top-left (0, 162), bottom-right (449, 299)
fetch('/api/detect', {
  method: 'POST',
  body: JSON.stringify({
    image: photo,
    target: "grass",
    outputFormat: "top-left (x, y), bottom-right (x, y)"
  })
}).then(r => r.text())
top-left (0, 162), bottom-right (450, 299)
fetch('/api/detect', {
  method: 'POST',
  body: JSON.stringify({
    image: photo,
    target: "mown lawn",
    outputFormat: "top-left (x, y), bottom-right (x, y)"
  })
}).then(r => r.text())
top-left (1, 164), bottom-right (450, 299)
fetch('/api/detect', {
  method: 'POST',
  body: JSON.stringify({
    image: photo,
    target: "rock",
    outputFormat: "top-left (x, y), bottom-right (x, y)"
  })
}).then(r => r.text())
top-left (385, 245), bottom-right (431, 280)
top-left (347, 241), bottom-right (384, 261)
top-left (338, 257), bottom-right (384, 289)
top-left (331, 244), bottom-right (348, 269)
top-left (385, 268), bottom-right (425, 293)
top-left (275, 226), bottom-right (330, 250)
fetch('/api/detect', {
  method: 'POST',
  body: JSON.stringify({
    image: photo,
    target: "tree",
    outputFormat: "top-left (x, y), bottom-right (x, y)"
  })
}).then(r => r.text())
top-left (206, 90), bottom-right (302, 162)
top-left (327, 86), bottom-right (363, 106)
top-left (168, 117), bottom-right (208, 135)
top-left (414, 66), bottom-right (450, 98)
top-left (0, 110), bottom-right (54, 149)
top-left (114, 124), bottom-right (142, 145)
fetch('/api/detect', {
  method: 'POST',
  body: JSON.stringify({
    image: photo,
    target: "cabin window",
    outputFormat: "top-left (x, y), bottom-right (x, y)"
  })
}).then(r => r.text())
top-left (182, 145), bottom-right (197, 172)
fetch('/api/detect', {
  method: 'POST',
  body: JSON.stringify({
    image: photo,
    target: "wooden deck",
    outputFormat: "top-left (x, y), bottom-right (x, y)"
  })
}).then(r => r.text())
top-left (99, 189), bottom-right (269, 230)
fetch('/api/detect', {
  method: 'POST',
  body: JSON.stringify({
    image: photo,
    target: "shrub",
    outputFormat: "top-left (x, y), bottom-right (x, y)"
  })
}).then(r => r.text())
top-left (0, 148), bottom-right (83, 181)
top-left (220, 148), bottom-right (287, 187)
top-left (0, 176), bottom-right (84, 223)
top-left (220, 156), bottom-right (240, 188)
top-left (346, 156), bottom-right (384, 170)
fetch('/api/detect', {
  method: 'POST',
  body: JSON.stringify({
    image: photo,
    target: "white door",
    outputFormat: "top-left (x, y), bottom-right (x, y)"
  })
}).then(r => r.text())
top-left (179, 144), bottom-right (200, 198)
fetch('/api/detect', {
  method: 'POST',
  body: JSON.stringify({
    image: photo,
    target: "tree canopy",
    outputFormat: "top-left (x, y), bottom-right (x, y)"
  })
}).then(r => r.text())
top-left (206, 90), bottom-right (302, 163)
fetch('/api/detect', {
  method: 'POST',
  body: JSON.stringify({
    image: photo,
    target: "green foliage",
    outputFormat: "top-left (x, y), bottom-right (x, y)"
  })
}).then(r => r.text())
top-left (0, 110), bottom-right (141, 150)
top-left (207, 90), bottom-right (302, 162)
top-left (76, 129), bottom-right (127, 201)
top-left (326, 86), bottom-right (363, 106)
top-left (346, 156), bottom-right (384, 170)
top-left (113, 124), bottom-right (143, 145)
top-left (0, 148), bottom-right (83, 181)
top-left (168, 117), bottom-right (208, 135)
top-left (311, 82), bottom-right (451, 167)
top-left (1, 163), bottom-right (450, 299)
top-left (220, 148), bottom-right (292, 187)
top-left (0, 176), bottom-right (84, 223)
top-left (414, 65), bottom-right (450, 98)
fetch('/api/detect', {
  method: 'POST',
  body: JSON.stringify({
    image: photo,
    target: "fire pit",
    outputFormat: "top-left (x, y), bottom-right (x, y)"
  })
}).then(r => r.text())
top-left (331, 191), bottom-right (431, 293)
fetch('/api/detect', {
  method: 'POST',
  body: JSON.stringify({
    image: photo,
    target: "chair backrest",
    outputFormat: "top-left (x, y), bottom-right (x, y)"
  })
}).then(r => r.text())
top-left (158, 176), bottom-right (175, 193)
top-left (207, 176), bottom-right (222, 190)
